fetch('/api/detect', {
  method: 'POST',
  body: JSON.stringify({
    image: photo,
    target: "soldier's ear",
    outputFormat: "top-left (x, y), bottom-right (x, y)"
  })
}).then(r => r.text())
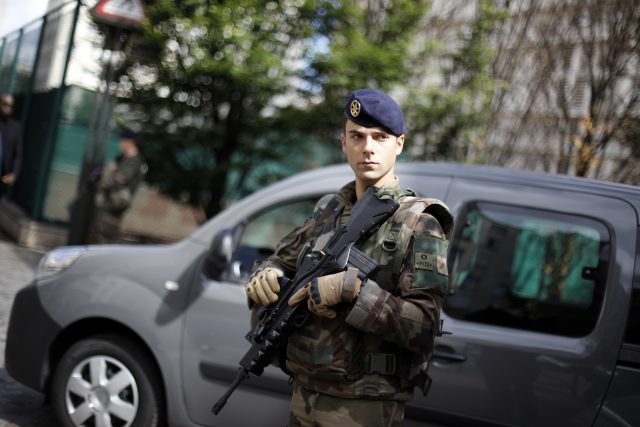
top-left (395, 134), bottom-right (405, 155)
top-left (341, 133), bottom-right (346, 153)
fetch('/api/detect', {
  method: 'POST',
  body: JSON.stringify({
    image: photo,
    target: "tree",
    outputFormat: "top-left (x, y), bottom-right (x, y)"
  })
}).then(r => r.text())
top-left (482, 0), bottom-right (640, 181)
top-left (120, 0), bottom-right (321, 217)
top-left (120, 0), bottom-right (439, 216)
top-left (293, 0), bottom-right (431, 161)
top-left (570, 0), bottom-right (640, 180)
top-left (403, 0), bottom-right (506, 162)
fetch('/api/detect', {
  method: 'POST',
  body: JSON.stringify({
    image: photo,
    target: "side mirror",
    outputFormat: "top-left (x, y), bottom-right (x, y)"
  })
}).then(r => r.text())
top-left (204, 228), bottom-right (237, 281)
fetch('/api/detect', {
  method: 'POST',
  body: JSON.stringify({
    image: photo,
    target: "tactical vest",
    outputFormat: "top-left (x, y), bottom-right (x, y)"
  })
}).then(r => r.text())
top-left (361, 196), bottom-right (452, 287)
top-left (285, 191), bottom-right (452, 400)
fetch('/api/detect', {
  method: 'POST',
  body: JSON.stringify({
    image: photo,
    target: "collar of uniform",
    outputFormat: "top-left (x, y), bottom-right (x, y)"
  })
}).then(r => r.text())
top-left (336, 181), bottom-right (358, 207)
top-left (336, 180), bottom-right (417, 205)
top-left (375, 183), bottom-right (418, 200)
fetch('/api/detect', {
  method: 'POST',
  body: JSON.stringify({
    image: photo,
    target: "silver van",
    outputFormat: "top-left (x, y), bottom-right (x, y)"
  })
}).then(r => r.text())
top-left (6, 162), bottom-right (640, 427)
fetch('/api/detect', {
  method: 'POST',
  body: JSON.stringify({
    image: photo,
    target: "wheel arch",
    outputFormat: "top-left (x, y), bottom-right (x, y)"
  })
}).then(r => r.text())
top-left (45, 317), bottom-right (167, 407)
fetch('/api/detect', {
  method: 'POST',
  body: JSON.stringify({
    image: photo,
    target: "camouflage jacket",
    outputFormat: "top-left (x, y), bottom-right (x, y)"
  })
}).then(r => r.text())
top-left (96, 154), bottom-right (146, 216)
top-left (258, 181), bottom-right (453, 400)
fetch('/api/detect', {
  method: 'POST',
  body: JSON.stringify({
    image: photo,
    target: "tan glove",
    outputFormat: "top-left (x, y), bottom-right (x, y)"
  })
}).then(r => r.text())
top-left (288, 267), bottom-right (363, 318)
top-left (246, 267), bottom-right (284, 307)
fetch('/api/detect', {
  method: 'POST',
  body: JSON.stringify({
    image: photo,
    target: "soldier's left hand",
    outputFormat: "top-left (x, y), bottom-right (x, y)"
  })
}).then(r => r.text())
top-left (1, 173), bottom-right (15, 185)
top-left (246, 267), bottom-right (283, 307)
top-left (288, 267), bottom-right (363, 318)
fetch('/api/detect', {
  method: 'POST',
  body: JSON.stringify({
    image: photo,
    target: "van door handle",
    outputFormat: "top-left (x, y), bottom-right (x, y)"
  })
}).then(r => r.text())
top-left (432, 345), bottom-right (467, 363)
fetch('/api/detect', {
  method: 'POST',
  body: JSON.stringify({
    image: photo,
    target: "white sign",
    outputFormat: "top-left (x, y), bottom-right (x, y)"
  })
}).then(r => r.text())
top-left (92, 0), bottom-right (145, 28)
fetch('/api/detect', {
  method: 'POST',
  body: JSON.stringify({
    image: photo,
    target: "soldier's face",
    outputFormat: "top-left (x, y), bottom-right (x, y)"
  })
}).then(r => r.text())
top-left (341, 119), bottom-right (404, 188)
top-left (119, 138), bottom-right (135, 152)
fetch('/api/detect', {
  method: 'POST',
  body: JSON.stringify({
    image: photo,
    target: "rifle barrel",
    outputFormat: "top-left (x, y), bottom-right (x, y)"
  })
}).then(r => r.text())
top-left (211, 368), bottom-right (249, 414)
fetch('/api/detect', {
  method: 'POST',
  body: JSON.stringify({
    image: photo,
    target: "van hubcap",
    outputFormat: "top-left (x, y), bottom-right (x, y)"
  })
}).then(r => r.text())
top-left (65, 355), bottom-right (139, 427)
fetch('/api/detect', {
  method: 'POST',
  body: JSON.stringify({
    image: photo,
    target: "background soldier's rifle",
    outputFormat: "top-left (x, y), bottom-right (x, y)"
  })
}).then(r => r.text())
top-left (212, 186), bottom-right (399, 415)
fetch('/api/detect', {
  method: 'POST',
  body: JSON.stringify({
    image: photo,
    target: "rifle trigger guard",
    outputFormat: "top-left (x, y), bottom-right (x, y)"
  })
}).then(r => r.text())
top-left (296, 242), bottom-right (312, 269)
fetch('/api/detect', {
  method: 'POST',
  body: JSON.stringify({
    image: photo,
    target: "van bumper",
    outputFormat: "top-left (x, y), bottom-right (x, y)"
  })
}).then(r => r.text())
top-left (5, 281), bottom-right (61, 392)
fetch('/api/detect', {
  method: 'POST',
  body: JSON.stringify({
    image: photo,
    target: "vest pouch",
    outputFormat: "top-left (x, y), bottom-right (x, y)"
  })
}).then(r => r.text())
top-left (285, 314), bottom-right (363, 383)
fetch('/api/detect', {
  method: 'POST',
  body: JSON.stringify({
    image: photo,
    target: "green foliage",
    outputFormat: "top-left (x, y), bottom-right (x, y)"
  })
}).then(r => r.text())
top-left (120, 0), bottom-right (502, 217)
top-left (121, 0), bottom-right (436, 216)
top-left (298, 0), bottom-right (430, 151)
top-left (122, 0), bottom-right (320, 216)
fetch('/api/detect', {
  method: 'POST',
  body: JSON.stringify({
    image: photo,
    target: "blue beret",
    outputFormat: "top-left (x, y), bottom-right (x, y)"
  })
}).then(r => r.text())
top-left (344, 88), bottom-right (405, 136)
top-left (119, 128), bottom-right (138, 140)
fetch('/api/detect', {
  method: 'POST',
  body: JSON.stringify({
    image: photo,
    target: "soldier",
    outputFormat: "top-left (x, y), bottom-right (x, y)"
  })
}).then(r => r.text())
top-left (89, 129), bottom-right (147, 243)
top-left (245, 88), bottom-right (453, 426)
top-left (0, 93), bottom-right (23, 199)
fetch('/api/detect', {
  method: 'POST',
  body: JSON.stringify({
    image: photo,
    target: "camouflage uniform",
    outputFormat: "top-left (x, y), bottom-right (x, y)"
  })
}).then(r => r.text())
top-left (255, 181), bottom-right (453, 426)
top-left (89, 153), bottom-right (146, 243)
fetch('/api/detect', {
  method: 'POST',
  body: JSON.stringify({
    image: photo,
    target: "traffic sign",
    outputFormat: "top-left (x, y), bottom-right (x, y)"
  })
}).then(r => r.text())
top-left (91, 0), bottom-right (146, 29)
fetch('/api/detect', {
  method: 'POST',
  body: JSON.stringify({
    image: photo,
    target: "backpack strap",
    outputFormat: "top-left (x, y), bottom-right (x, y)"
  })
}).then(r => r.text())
top-left (387, 197), bottom-right (431, 281)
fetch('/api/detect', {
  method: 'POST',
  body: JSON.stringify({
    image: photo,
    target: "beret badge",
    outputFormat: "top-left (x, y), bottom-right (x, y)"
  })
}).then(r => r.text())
top-left (350, 100), bottom-right (361, 117)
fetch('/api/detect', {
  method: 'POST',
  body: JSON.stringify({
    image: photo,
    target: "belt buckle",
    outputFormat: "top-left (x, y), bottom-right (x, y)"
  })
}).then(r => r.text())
top-left (365, 353), bottom-right (396, 375)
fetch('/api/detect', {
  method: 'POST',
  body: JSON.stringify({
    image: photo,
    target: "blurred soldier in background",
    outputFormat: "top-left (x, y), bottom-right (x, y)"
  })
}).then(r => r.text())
top-left (0, 94), bottom-right (23, 199)
top-left (89, 129), bottom-right (147, 243)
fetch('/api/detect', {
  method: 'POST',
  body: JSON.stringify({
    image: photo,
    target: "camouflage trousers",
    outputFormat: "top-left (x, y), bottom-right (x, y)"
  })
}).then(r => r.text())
top-left (288, 382), bottom-right (405, 427)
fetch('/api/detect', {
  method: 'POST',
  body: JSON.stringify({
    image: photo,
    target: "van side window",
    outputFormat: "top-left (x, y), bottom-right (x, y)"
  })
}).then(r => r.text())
top-left (447, 202), bottom-right (609, 337)
top-left (231, 199), bottom-right (317, 281)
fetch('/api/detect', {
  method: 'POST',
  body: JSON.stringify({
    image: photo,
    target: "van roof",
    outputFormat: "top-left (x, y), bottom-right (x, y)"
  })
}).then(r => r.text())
top-left (278, 161), bottom-right (640, 220)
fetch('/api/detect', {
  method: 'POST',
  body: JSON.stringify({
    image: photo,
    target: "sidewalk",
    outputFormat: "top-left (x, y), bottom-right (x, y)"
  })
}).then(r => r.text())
top-left (0, 238), bottom-right (56, 426)
top-left (0, 238), bottom-right (43, 367)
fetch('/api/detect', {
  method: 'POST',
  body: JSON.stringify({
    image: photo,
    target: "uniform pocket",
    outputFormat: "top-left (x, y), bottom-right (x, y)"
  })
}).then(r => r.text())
top-left (286, 315), bottom-right (361, 382)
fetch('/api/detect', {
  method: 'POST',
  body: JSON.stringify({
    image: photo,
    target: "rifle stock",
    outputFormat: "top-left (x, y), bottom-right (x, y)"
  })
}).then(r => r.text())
top-left (212, 187), bottom-right (399, 415)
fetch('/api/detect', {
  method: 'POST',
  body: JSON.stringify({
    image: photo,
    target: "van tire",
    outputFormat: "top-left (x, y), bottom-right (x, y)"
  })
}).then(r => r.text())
top-left (51, 334), bottom-right (165, 427)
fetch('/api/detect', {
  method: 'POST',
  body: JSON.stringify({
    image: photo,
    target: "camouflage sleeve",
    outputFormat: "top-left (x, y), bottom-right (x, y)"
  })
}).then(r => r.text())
top-left (114, 159), bottom-right (142, 187)
top-left (97, 161), bottom-right (118, 190)
top-left (100, 158), bottom-right (143, 191)
top-left (345, 212), bottom-right (447, 354)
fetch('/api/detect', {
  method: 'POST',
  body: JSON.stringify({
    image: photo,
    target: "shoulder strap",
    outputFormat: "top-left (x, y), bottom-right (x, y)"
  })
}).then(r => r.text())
top-left (383, 197), bottom-right (429, 252)
top-left (385, 197), bottom-right (431, 278)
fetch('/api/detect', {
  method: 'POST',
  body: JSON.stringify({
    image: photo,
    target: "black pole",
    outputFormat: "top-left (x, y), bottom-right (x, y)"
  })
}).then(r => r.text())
top-left (67, 26), bottom-right (129, 245)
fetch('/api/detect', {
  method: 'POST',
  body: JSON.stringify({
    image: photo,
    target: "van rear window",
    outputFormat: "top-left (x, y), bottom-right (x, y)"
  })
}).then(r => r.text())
top-left (446, 202), bottom-right (609, 337)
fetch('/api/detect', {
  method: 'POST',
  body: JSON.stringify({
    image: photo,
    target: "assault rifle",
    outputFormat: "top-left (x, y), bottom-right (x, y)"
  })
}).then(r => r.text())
top-left (212, 186), bottom-right (399, 415)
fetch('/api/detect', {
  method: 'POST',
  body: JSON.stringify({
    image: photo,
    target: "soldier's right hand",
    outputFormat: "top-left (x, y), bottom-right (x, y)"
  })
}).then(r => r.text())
top-left (246, 267), bottom-right (284, 307)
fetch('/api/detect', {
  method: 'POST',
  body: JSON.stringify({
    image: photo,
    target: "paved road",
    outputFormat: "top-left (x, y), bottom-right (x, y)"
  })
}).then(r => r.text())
top-left (0, 239), bottom-right (60, 426)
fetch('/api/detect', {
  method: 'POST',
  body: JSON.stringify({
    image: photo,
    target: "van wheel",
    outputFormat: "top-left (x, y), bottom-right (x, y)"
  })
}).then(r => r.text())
top-left (51, 335), bottom-right (165, 427)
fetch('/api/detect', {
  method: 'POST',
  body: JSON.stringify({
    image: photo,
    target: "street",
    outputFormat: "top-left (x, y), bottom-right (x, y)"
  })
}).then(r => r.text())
top-left (0, 238), bottom-right (59, 426)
